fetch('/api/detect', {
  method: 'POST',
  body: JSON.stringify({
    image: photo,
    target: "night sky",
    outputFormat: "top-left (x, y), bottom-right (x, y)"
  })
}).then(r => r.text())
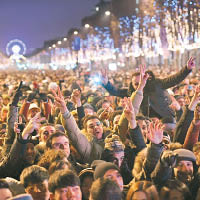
top-left (0, 0), bottom-right (99, 54)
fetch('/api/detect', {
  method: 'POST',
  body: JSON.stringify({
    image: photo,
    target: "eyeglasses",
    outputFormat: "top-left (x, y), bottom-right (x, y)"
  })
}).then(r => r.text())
top-left (88, 121), bottom-right (102, 129)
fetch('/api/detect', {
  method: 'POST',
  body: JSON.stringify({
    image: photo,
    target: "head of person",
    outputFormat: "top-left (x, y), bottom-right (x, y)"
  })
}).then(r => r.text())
top-left (83, 104), bottom-right (95, 116)
top-left (89, 178), bottom-right (122, 200)
top-left (126, 180), bottom-right (159, 200)
top-left (110, 110), bottom-right (122, 131)
top-left (39, 124), bottom-right (56, 143)
top-left (83, 115), bottom-right (103, 140)
top-left (136, 115), bottom-right (150, 143)
top-left (175, 95), bottom-right (186, 107)
top-left (46, 131), bottom-right (70, 158)
top-left (38, 149), bottom-right (68, 168)
top-left (101, 134), bottom-right (125, 168)
top-left (173, 148), bottom-right (196, 184)
top-left (0, 179), bottom-right (12, 200)
top-left (27, 103), bottom-right (40, 120)
top-left (48, 169), bottom-right (82, 200)
top-left (49, 160), bottom-right (73, 175)
top-left (160, 179), bottom-right (191, 200)
top-left (93, 161), bottom-right (123, 191)
top-left (79, 168), bottom-right (94, 200)
top-left (1, 106), bottom-right (8, 122)
top-left (20, 165), bottom-right (50, 200)
top-left (23, 142), bottom-right (38, 165)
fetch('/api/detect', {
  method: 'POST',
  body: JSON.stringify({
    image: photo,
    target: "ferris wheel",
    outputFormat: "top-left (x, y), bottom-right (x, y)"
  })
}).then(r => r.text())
top-left (6, 39), bottom-right (27, 56)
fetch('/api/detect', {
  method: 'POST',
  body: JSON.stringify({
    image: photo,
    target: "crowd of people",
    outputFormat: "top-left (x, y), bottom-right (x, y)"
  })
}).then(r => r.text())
top-left (0, 57), bottom-right (200, 200)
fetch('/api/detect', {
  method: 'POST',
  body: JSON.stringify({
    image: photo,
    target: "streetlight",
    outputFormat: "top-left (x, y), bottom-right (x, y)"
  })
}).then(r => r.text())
top-left (52, 44), bottom-right (56, 48)
top-left (105, 11), bottom-right (111, 16)
top-left (57, 41), bottom-right (62, 45)
top-left (49, 47), bottom-right (52, 49)
top-left (96, 6), bottom-right (99, 11)
top-left (84, 24), bottom-right (90, 28)
top-left (63, 38), bottom-right (67, 41)
top-left (74, 31), bottom-right (78, 35)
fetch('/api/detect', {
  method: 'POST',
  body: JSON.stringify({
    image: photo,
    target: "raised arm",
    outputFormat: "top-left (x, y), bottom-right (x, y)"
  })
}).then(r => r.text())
top-left (160, 57), bottom-right (195, 89)
top-left (51, 87), bottom-right (94, 163)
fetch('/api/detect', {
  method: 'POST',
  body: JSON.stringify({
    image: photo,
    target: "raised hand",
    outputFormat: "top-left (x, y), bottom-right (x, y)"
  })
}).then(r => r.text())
top-left (169, 95), bottom-right (181, 111)
top-left (22, 112), bottom-right (45, 139)
top-left (137, 64), bottom-right (149, 91)
top-left (71, 89), bottom-right (81, 107)
top-left (146, 120), bottom-right (164, 144)
top-left (100, 68), bottom-right (109, 85)
top-left (123, 97), bottom-right (136, 129)
top-left (161, 150), bottom-right (178, 167)
top-left (51, 87), bottom-right (67, 114)
top-left (188, 84), bottom-right (200, 111)
top-left (99, 107), bottom-right (111, 121)
top-left (187, 57), bottom-right (195, 70)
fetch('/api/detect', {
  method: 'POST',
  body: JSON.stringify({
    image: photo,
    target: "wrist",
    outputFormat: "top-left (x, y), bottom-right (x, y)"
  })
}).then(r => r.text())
top-left (129, 120), bottom-right (136, 129)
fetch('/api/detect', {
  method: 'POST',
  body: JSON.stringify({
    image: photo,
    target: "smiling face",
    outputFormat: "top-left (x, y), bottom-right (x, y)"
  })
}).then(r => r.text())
top-left (86, 118), bottom-right (103, 140)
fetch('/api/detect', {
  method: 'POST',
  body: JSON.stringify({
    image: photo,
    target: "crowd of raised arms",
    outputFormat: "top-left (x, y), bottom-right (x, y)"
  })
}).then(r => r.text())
top-left (0, 57), bottom-right (200, 200)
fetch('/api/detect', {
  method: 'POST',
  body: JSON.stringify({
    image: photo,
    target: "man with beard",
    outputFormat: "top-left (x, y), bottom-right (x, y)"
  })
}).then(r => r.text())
top-left (151, 148), bottom-right (197, 194)
top-left (100, 57), bottom-right (195, 121)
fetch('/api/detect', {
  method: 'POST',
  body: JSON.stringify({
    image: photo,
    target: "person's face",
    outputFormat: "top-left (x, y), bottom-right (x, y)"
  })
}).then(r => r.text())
top-left (103, 169), bottom-right (123, 191)
top-left (0, 188), bottom-right (12, 200)
top-left (1, 109), bottom-right (8, 122)
top-left (81, 176), bottom-right (93, 200)
top-left (168, 189), bottom-right (184, 200)
top-left (86, 118), bottom-right (103, 140)
top-left (102, 102), bottom-right (110, 109)
top-left (84, 108), bottom-right (94, 116)
top-left (132, 191), bottom-right (147, 200)
top-left (131, 75), bottom-right (140, 89)
top-left (24, 143), bottom-right (36, 164)
top-left (26, 180), bottom-right (50, 200)
top-left (51, 136), bottom-right (70, 158)
top-left (177, 98), bottom-right (185, 107)
top-left (52, 186), bottom-right (82, 200)
top-left (113, 151), bottom-right (125, 168)
top-left (28, 108), bottom-right (40, 119)
top-left (137, 120), bottom-right (148, 142)
top-left (40, 126), bottom-right (56, 143)
top-left (174, 160), bottom-right (194, 184)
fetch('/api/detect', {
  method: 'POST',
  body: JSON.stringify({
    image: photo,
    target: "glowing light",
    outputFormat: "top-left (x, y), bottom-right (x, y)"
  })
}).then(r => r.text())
top-left (52, 44), bottom-right (56, 48)
top-left (109, 63), bottom-right (117, 71)
top-left (105, 11), bottom-right (111, 16)
top-left (57, 41), bottom-right (62, 45)
top-left (63, 38), bottom-right (67, 41)
top-left (85, 24), bottom-right (90, 28)
top-left (96, 6), bottom-right (99, 11)
top-left (74, 31), bottom-right (78, 35)
top-left (12, 45), bottom-right (21, 54)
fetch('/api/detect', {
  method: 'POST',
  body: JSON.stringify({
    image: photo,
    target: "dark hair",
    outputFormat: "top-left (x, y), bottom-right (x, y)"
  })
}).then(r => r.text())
top-left (20, 165), bottom-right (49, 188)
top-left (160, 179), bottom-right (192, 200)
top-left (49, 160), bottom-right (74, 175)
top-left (0, 179), bottom-right (10, 189)
top-left (90, 178), bottom-right (122, 200)
top-left (46, 131), bottom-right (68, 149)
top-left (83, 115), bottom-right (101, 130)
top-left (38, 149), bottom-right (68, 170)
top-left (48, 169), bottom-right (80, 193)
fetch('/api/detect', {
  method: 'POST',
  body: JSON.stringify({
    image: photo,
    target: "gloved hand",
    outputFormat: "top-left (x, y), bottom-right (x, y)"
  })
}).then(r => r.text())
top-left (27, 92), bottom-right (37, 102)
top-left (11, 81), bottom-right (23, 106)
top-left (160, 150), bottom-right (178, 167)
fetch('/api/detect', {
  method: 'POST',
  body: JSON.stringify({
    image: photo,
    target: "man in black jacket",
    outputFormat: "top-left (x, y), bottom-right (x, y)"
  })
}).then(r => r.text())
top-left (100, 57), bottom-right (195, 121)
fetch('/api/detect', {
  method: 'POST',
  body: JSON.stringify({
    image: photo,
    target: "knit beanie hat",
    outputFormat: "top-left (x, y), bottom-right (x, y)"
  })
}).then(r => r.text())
top-left (93, 161), bottom-right (120, 180)
top-left (104, 134), bottom-right (125, 153)
top-left (173, 148), bottom-right (196, 163)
